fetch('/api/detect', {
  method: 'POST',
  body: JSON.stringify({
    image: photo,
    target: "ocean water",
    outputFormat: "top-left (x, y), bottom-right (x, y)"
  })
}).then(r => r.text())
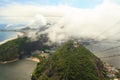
top-left (0, 24), bottom-right (37, 80)
top-left (0, 23), bottom-right (120, 80)
top-left (0, 24), bottom-right (26, 42)
top-left (0, 60), bottom-right (37, 80)
top-left (0, 24), bottom-right (22, 42)
top-left (0, 32), bottom-right (18, 42)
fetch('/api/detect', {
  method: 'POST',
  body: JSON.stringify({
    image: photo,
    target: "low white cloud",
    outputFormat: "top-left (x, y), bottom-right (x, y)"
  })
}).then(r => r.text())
top-left (27, 14), bottom-right (47, 28)
top-left (1, 0), bottom-right (120, 44)
top-left (0, 4), bottom-right (73, 24)
top-left (42, 0), bottom-right (120, 43)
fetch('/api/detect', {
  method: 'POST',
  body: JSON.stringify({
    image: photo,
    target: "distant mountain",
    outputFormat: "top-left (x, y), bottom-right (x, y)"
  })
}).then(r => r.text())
top-left (31, 41), bottom-right (108, 80)
top-left (0, 24), bottom-right (25, 30)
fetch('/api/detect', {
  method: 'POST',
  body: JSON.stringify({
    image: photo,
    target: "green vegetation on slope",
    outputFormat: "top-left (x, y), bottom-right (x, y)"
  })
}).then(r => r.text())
top-left (0, 37), bottom-right (28, 61)
top-left (32, 41), bottom-right (107, 80)
top-left (0, 36), bottom-right (50, 62)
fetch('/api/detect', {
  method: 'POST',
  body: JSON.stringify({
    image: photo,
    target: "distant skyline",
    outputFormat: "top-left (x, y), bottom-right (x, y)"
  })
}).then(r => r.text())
top-left (0, 0), bottom-right (120, 24)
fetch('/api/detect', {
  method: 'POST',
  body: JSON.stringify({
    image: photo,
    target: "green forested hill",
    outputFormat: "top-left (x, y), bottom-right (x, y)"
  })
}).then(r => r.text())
top-left (32, 41), bottom-right (107, 80)
top-left (0, 37), bottom-right (50, 62)
top-left (0, 37), bottom-right (28, 61)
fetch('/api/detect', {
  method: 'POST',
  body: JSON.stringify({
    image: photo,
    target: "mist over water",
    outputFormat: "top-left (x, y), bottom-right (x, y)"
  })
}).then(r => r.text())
top-left (26, 0), bottom-right (120, 67)
top-left (1, 0), bottom-right (120, 80)
top-left (0, 0), bottom-right (120, 69)
top-left (24, 1), bottom-right (120, 59)
top-left (32, 0), bottom-right (120, 44)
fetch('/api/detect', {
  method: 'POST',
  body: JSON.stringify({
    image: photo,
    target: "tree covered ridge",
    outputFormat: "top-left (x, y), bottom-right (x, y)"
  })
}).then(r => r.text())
top-left (0, 37), bottom-right (27, 61)
top-left (0, 37), bottom-right (50, 62)
top-left (32, 41), bottom-right (108, 80)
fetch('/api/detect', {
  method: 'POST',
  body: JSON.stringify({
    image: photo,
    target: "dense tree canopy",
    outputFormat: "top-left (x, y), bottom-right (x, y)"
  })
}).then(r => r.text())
top-left (32, 41), bottom-right (108, 80)
top-left (0, 37), bottom-right (50, 62)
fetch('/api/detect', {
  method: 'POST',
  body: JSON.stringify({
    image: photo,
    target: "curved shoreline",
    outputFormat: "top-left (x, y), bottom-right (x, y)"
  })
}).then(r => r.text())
top-left (0, 57), bottom-right (40, 64)
top-left (0, 32), bottom-right (25, 64)
top-left (0, 32), bottom-right (24, 45)
top-left (0, 58), bottom-right (19, 64)
top-left (25, 57), bottom-right (40, 62)
top-left (0, 32), bottom-right (39, 64)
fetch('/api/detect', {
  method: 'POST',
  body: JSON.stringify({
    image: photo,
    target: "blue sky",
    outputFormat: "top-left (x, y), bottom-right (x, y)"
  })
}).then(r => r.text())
top-left (0, 0), bottom-right (103, 8)
top-left (0, 0), bottom-right (120, 24)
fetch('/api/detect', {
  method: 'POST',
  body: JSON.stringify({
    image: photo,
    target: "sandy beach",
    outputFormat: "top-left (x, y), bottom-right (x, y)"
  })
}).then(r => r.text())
top-left (0, 58), bottom-right (19, 64)
top-left (0, 32), bottom-right (24, 45)
top-left (25, 57), bottom-right (40, 62)
top-left (0, 32), bottom-right (25, 64)
top-left (0, 32), bottom-right (40, 64)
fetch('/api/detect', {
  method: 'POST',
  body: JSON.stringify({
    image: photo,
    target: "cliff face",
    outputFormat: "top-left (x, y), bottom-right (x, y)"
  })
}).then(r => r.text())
top-left (32, 41), bottom-right (108, 80)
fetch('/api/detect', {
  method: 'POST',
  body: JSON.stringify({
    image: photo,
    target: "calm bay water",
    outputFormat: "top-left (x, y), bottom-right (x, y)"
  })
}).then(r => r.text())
top-left (0, 60), bottom-right (37, 80)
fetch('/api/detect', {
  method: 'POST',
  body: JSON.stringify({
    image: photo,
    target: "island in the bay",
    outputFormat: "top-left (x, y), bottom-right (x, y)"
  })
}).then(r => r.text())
top-left (0, 35), bottom-right (120, 80)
